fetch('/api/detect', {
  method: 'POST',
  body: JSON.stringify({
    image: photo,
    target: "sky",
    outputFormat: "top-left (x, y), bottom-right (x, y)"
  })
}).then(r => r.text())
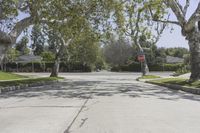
top-left (157, 24), bottom-right (188, 48)
top-left (17, 0), bottom-right (200, 49)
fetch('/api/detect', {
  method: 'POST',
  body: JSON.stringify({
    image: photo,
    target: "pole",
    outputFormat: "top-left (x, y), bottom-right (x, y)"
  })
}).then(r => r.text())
top-left (16, 62), bottom-right (18, 72)
top-left (32, 61), bottom-right (34, 72)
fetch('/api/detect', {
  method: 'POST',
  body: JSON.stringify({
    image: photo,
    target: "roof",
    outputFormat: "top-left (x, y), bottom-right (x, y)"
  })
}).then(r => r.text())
top-left (166, 56), bottom-right (184, 63)
top-left (15, 55), bottom-right (42, 63)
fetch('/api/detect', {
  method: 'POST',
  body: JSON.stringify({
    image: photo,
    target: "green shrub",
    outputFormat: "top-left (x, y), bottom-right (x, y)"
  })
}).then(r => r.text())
top-left (111, 66), bottom-right (121, 72)
top-left (173, 65), bottom-right (190, 76)
top-left (149, 63), bottom-right (184, 71)
top-left (111, 63), bottom-right (184, 72)
top-left (4, 62), bottom-right (92, 72)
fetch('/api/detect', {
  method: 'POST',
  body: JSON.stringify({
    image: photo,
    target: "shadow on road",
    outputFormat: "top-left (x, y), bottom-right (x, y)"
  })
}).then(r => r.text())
top-left (1, 79), bottom-right (200, 102)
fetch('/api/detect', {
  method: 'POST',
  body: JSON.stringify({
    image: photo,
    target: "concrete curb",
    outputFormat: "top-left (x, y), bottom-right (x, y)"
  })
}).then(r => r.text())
top-left (136, 78), bottom-right (162, 82)
top-left (145, 80), bottom-right (200, 95)
top-left (0, 80), bottom-right (59, 94)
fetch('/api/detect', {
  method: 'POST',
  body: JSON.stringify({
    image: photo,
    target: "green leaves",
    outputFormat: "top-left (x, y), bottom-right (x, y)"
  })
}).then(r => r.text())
top-left (0, 0), bottom-right (18, 19)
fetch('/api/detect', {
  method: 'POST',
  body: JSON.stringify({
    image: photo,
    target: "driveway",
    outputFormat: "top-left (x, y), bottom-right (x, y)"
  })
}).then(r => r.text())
top-left (0, 72), bottom-right (200, 133)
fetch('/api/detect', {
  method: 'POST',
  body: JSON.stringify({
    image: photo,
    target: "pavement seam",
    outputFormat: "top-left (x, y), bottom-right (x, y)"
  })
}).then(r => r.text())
top-left (63, 85), bottom-right (96, 133)
top-left (0, 105), bottom-right (82, 110)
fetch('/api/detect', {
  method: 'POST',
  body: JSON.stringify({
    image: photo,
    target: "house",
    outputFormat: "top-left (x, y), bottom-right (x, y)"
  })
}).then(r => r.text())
top-left (166, 56), bottom-right (184, 64)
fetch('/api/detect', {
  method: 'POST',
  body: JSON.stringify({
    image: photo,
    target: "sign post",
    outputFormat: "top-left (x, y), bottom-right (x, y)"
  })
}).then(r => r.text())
top-left (137, 52), bottom-right (145, 75)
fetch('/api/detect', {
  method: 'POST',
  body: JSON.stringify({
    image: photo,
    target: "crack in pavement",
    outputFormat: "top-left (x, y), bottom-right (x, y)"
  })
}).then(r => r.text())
top-left (63, 85), bottom-right (96, 133)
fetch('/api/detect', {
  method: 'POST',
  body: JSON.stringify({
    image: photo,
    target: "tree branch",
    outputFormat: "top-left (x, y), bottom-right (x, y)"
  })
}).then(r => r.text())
top-left (184, 2), bottom-right (200, 31)
top-left (9, 16), bottom-right (34, 43)
top-left (148, 4), bottom-right (180, 26)
top-left (153, 22), bottom-right (166, 45)
top-left (132, 11), bottom-right (143, 52)
top-left (183, 0), bottom-right (190, 17)
top-left (174, 0), bottom-right (184, 15)
top-left (164, 0), bottom-right (186, 26)
top-left (187, 2), bottom-right (200, 27)
top-left (152, 18), bottom-right (180, 26)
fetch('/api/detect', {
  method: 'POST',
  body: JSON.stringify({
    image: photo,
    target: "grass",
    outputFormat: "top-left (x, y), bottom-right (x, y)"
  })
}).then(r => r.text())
top-left (0, 77), bottom-right (64, 87)
top-left (138, 75), bottom-right (161, 80)
top-left (148, 78), bottom-right (200, 88)
top-left (0, 71), bottom-right (28, 80)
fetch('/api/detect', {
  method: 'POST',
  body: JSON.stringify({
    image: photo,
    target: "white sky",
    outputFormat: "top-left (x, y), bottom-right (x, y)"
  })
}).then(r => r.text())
top-left (157, 25), bottom-right (188, 48)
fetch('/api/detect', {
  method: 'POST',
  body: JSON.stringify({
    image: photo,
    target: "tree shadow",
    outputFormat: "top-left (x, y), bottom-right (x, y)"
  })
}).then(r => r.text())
top-left (1, 79), bottom-right (200, 102)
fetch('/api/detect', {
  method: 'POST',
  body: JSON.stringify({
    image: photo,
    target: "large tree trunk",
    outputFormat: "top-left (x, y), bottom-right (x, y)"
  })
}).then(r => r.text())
top-left (50, 55), bottom-right (60, 77)
top-left (142, 57), bottom-right (149, 76)
top-left (0, 45), bottom-right (8, 71)
top-left (138, 48), bottom-right (149, 76)
top-left (186, 31), bottom-right (200, 81)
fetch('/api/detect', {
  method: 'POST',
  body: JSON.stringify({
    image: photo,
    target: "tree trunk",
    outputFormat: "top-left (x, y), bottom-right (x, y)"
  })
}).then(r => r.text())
top-left (186, 31), bottom-right (200, 81)
top-left (50, 55), bottom-right (60, 77)
top-left (141, 56), bottom-right (149, 76)
top-left (0, 54), bottom-right (5, 71)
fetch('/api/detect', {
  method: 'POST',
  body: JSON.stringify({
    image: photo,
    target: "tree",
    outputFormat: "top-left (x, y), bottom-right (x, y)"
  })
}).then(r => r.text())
top-left (165, 47), bottom-right (189, 58)
top-left (103, 37), bottom-right (134, 66)
top-left (41, 51), bottom-right (55, 62)
top-left (31, 25), bottom-right (45, 55)
top-left (46, 29), bottom-right (68, 77)
top-left (0, 0), bottom-right (45, 67)
top-left (0, 0), bottom-right (132, 76)
top-left (42, 0), bottom-right (122, 77)
top-left (66, 29), bottom-right (101, 69)
top-left (146, 0), bottom-right (200, 81)
top-left (118, 0), bottom-right (166, 76)
top-left (6, 48), bottom-right (20, 62)
top-left (15, 36), bottom-right (30, 55)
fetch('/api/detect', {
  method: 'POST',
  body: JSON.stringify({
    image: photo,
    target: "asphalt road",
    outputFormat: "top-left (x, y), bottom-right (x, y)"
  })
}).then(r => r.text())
top-left (0, 72), bottom-right (200, 133)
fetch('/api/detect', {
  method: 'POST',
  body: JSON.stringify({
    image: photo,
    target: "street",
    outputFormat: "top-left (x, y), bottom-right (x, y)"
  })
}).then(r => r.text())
top-left (0, 72), bottom-right (200, 133)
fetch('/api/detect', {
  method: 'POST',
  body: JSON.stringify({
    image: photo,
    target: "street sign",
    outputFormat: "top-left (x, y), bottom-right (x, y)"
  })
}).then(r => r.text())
top-left (137, 55), bottom-right (145, 62)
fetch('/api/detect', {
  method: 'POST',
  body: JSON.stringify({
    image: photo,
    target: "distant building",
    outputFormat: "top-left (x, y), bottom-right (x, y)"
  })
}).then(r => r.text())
top-left (166, 56), bottom-right (184, 64)
top-left (15, 54), bottom-right (42, 63)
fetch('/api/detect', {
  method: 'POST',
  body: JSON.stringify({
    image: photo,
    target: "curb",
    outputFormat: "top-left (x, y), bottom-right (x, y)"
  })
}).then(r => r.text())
top-left (0, 80), bottom-right (59, 94)
top-left (145, 81), bottom-right (200, 95)
top-left (136, 78), bottom-right (162, 82)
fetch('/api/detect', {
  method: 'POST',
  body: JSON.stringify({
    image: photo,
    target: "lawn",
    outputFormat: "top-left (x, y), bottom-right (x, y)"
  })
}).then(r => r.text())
top-left (148, 78), bottom-right (200, 88)
top-left (0, 71), bottom-right (64, 87)
top-left (0, 71), bottom-right (27, 80)
top-left (138, 75), bottom-right (161, 80)
top-left (0, 77), bottom-right (64, 87)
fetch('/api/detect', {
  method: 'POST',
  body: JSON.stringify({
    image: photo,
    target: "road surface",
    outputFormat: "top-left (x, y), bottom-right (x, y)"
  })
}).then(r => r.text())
top-left (0, 72), bottom-right (200, 133)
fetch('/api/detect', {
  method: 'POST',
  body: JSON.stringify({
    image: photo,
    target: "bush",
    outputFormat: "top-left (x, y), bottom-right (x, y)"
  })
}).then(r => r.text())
top-left (173, 65), bottom-right (190, 76)
top-left (111, 62), bottom-right (141, 72)
top-left (149, 63), bottom-right (184, 71)
top-left (4, 62), bottom-right (92, 72)
top-left (111, 66), bottom-right (121, 72)
top-left (111, 63), bottom-right (184, 72)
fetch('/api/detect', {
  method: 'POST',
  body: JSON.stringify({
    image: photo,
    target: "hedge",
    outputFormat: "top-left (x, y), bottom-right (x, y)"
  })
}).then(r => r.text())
top-left (2, 62), bottom-right (92, 72)
top-left (111, 63), bottom-right (184, 72)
